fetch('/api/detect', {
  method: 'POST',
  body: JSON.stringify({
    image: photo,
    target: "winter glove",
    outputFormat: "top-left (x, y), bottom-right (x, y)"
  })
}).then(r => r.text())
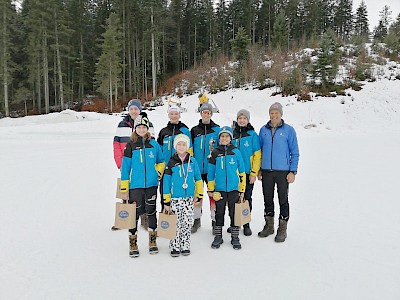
top-left (120, 180), bottom-right (129, 193)
top-left (163, 194), bottom-right (171, 205)
top-left (155, 162), bottom-right (166, 180)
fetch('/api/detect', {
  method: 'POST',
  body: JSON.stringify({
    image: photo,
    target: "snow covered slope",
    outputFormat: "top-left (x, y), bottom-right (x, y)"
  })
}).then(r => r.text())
top-left (1, 79), bottom-right (399, 299)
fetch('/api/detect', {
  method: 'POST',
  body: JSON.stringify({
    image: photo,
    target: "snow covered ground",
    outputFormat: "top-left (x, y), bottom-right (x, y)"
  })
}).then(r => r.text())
top-left (1, 79), bottom-right (400, 299)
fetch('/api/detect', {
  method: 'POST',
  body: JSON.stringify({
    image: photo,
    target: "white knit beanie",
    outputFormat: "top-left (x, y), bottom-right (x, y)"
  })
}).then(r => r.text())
top-left (173, 134), bottom-right (190, 150)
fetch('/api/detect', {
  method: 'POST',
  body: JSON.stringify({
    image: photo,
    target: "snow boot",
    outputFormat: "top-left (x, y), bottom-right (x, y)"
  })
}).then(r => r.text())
top-left (129, 234), bottom-right (139, 258)
top-left (191, 218), bottom-right (201, 233)
top-left (211, 226), bottom-right (223, 249)
top-left (170, 250), bottom-right (180, 257)
top-left (111, 225), bottom-right (120, 231)
top-left (274, 219), bottom-right (288, 243)
top-left (243, 223), bottom-right (252, 236)
top-left (149, 231), bottom-right (159, 254)
top-left (181, 250), bottom-right (191, 256)
top-left (140, 214), bottom-right (149, 230)
top-left (231, 226), bottom-right (241, 250)
top-left (227, 227), bottom-right (232, 233)
top-left (258, 216), bottom-right (274, 238)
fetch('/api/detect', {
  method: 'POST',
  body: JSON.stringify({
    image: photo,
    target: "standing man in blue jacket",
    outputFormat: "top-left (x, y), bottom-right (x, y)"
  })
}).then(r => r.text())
top-left (258, 102), bottom-right (299, 242)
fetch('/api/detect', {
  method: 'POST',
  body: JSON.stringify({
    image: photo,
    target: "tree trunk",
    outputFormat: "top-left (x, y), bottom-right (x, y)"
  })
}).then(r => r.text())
top-left (55, 20), bottom-right (64, 110)
top-left (2, 8), bottom-right (9, 117)
top-left (109, 60), bottom-right (112, 111)
top-left (151, 7), bottom-right (156, 99)
top-left (43, 28), bottom-right (50, 114)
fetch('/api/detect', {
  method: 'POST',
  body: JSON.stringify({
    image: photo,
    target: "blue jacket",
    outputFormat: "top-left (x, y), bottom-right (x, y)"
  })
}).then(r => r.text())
top-left (191, 120), bottom-right (220, 174)
top-left (259, 120), bottom-right (299, 172)
top-left (207, 144), bottom-right (246, 193)
top-left (163, 154), bottom-right (203, 203)
top-left (157, 122), bottom-right (193, 162)
top-left (232, 122), bottom-right (262, 176)
top-left (120, 137), bottom-right (165, 190)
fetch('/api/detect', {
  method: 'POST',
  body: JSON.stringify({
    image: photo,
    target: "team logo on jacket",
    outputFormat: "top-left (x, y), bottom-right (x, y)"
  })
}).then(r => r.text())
top-left (149, 151), bottom-right (154, 158)
top-left (119, 210), bottom-right (129, 219)
top-left (188, 165), bottom-right (193, 172)
top-left (161, 221), bottom-right (170, 229)
top-left (244, 141), bottom-right (250, 147)
top-left (229, 158), bottom-right (235, 165)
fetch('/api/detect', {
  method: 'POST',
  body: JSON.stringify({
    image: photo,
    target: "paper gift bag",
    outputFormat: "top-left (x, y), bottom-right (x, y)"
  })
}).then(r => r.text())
top-left (157, 211), bottom-right (177, 239)
top-left (235, 199), bottom-right (251, 227)
top-left (116, 178), bottom-right (129, 200)
top-left (114, 202), bottom-right (136, 229)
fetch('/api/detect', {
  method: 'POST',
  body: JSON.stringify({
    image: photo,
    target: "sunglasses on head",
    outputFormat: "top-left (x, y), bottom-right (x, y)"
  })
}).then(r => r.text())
top-left (201, 111), bottom-right (212, 115)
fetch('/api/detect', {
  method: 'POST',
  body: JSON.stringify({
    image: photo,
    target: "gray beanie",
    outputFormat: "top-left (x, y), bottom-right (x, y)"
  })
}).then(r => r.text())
top-left (269, 102), bottom-right (283, 116)
top-left (237, 109), bottom-right (250, 121)
top-left (199, 103), bottom-right (213, 114)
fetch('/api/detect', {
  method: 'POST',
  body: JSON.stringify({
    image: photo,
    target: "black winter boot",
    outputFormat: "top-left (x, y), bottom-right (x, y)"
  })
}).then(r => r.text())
top-left (231, 226), bottom-right (241, 250)
top-left (129, 234), bottom-right (139, 257)
top-left (149, 231), bottom-right (159, 254)
top-left (243, 223), bottom-right (252, 236)
top-left (275, 219), bottom-right (288, 243)
top-left (227, 227), bottom-right (232, 233)
top-left (211, 226), bottom-right (223, 249)
top-left (258, 216), bottom-right (275, 238)
top-left (191, 218), bottom-right (201, 233)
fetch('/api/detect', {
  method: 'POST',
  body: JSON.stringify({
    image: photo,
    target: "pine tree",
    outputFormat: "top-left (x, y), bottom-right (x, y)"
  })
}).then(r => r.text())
top-left (354, 0), bottom-right (369, 41)
top-left (373, 20), bottom-right (387, 42)
top-left (95, 13), bottom-right (122, 112)
top-left (272, 10), bottom-right (288, 50)
top-left (230, 26), bottom-right (250, 62)
top-left (0, 0), bottom-right (16, 117)
top-left (333, 0), bottom-right (353, 41)
top-left (314, 29), bottom-right (339, 89)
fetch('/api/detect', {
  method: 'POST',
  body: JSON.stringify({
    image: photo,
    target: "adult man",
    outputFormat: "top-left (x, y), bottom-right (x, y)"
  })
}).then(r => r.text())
top-left (157, 105), bottom-right (193, 210)
top-left (258, 102), bottom-right (299, 242)
top-left (112, 99), bottom-right (155, 231)
top-left (190, 103), bottom-right (220, 233)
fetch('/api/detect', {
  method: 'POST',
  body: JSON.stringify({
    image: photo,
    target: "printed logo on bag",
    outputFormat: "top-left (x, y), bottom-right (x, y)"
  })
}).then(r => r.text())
top-left (119, 210), bottom-right (129, 219)
top-left (242, 208), bottom-right (249, 216)
top-left (161, 220), bottom-right (170, 229)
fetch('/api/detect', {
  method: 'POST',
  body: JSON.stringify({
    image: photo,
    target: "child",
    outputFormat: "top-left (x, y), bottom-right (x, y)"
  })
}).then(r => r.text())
top-left (231, 109), bottom-right (261, 236)
top-left (207, 126), bottom-right (246, 250)
top-left (120, 112), bottom-right (165, 257)
top-left (163, 134), bottom-right (203, 257)
top-left (157, 105), bottom-right (193, 211)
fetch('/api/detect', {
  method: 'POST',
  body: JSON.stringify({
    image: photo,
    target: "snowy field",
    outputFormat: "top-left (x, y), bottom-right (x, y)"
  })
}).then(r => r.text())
top-left (1, 79), bottom-right (400, 299)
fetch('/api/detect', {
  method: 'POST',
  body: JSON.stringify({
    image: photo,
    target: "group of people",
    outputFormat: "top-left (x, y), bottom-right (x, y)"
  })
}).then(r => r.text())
top-left (113, 98), bottom-right (300, 258)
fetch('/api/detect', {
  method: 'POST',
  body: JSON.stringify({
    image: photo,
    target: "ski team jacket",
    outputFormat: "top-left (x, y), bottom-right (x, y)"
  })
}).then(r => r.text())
top-left (190, 120), bottom-right (220, 174)
top-left (259, 120), bottom-right (299, 172)
top-left (162, 154), bottom-right (204, 204)
top-left (120, 137), bottom-right (165, 191)
top-left (232, 122), bottom-right (262, 176)
top-left (113, 115), bottom-right (155, 169)
top-left (157, 122), bottom-right (193, 163)
top-left (207, 144), bottom-right (246, 193)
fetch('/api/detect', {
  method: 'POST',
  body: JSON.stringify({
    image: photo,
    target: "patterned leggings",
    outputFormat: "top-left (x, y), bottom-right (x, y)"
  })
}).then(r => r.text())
top-left (169, 197), bottom-right (194, 252)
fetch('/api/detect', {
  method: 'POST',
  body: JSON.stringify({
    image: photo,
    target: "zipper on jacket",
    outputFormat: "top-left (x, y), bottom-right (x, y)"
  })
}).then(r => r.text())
top-left (202, 125), bottom-right (207, 171)
top-left (224, 148), bottom-right (228, 192)
top-left (142, 138), bottom-right (147, 188)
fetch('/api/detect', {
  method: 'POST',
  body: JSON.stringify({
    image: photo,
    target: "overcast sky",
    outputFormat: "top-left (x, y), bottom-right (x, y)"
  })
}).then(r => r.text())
top-left (353, 0), bottom-right (400, 30)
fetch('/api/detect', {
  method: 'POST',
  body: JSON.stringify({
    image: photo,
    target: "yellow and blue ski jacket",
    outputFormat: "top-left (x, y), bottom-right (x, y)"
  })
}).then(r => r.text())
top-left (207, 144), bottom-right (246, 193)
top-left (163, 153), bottom-right (203, 204)
top-left (120, 137), bottom-right (165, 190)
